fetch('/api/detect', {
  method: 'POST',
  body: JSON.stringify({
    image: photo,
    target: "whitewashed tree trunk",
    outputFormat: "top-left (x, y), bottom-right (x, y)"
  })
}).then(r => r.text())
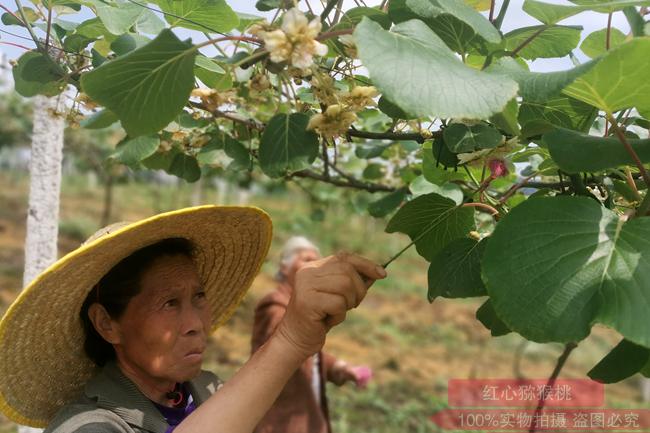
top-left (19, 95), bottom-right (65, 433)
top-left (191, 176), bottom-right (204, 206)
top-left (236, 188), bottom-right (250, 205)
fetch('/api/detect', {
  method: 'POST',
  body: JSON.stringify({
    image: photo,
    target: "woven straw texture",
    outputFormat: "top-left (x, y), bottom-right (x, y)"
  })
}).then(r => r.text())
top-left (0, 205), bottom-right (273, 427)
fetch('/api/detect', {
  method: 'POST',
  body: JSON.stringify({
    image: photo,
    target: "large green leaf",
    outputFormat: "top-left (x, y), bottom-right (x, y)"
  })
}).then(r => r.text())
top-left (12, 52), bottom-right (65, 97)
top-left (81, 29), bottom-right (196, 137)
top-left (519, 95), bottom-right (597, 136)
top-left (84, 0), bottom-right (144, 35)
top-left (504, 25), bottom-right (582, 60)
top-left (523, 0), bottom-right (650, 25)
top-left (580, 28), bottom-right (627, 58)
top-left (588, 339), bottom-right (650, 383)
top-left (443, 123), bottom-right (503, 153)
top-left (428, 238), bottom-right (487, 301)
top-left (405, 0), bottom-right (500, 42)
top-left (110, 135), bottom-right (159, 166)
top-left (483, 196), bottom-right (650, 347)
top-left (487, 57), bottom-right (596, 103)
top-left (400, 0), bottom-right (501, 53)
top-left (386, 192), bottom-right (475, 260)
top-left (368, 188), bottom-right (409, 218)
top-left (544, 128), bottom-right (650, 173)
top-left (169, 153), bottom-right (201, 182)
top-left (563, 38), bottom-right (650, 116)
top-left (152, 0), bottom-right (238, 33)
top-left (354, 18), bottom-right (518, 120)
top-left (259, 113), bottom-right (319, 178)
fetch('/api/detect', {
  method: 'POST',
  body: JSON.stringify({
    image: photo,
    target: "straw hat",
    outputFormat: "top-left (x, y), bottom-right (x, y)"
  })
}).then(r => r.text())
top-left (0, 205), bottom-right (273, 427)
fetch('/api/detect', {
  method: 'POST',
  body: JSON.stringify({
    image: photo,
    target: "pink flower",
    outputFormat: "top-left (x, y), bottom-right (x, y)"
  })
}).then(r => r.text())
top-left (488, 158), bottom-right (508, 178)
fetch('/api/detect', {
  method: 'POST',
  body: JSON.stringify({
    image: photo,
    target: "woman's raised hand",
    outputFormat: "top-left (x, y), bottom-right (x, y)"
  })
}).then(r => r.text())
top-left (275, 250), bottom-right (387, 359)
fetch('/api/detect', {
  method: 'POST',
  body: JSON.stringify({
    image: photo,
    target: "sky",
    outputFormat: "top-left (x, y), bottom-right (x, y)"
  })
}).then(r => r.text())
top-left (0, 0), bottom-right (633, 79)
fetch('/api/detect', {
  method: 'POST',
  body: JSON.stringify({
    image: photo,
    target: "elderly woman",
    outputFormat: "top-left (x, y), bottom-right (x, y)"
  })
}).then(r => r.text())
top-left (251, 236), bottom-right (373, 433)
top-left (0, 205), bottom-right (387, 433)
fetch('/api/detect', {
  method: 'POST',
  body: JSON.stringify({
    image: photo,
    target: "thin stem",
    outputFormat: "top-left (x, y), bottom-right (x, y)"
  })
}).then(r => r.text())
top-left (347, 128), bottom-right (440, 143)
top-left (489, 0), bottom-right (496, 22)
top-left (316, 28), bottom-right (354, 41)
top-left (195, 35), bottom-right (262, 50)
top-left (624, 167), bottom-right (642, 201)
top-left (499, 173), bottom-right (537, 204)
top-left (14, 0), bottom-right (43, 52)
top-left (45, 0), bottom-right (53, 49)
top-left (494, 0), bottom-right (511, 30)
top-left (321, 0), bottom-right (339, 23)
top-left (511, 26), bottom-right (547, 57)
top-left (607, 113), bottom-right (650, 206)
top-left (0, 41), bottom-right (31, 50)
top-left (528, 342), bottom-right (578, 433)
top-left (606, 12), bottom-right (613, 51)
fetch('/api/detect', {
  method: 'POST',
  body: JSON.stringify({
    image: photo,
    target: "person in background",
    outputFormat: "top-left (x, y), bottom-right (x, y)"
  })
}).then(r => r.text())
top-left (251, 236), bottom-right (373, 433)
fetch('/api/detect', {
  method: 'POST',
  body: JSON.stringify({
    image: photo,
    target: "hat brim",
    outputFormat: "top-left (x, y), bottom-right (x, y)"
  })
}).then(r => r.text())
top-left (0, 205), bottom-right (273, 427)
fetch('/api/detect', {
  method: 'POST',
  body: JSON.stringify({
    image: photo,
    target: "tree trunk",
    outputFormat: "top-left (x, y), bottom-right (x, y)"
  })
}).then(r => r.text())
top-left (19, 95), bottom-right (64, 433)
top-left (100, 173), bottom-right (114, 227)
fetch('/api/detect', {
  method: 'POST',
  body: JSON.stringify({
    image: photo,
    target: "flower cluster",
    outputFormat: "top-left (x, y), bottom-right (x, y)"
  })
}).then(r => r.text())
top-left (307, 104), bottom-right (357, 139)
top-left (256, 8), bottom-right (328, 70)
top-left (307, 80), bottom-right (379, 138)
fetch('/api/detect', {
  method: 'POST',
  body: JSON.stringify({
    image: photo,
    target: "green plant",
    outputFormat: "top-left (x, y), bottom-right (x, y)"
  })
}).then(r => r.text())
top-left (4, 0), bottom-right (650, 395)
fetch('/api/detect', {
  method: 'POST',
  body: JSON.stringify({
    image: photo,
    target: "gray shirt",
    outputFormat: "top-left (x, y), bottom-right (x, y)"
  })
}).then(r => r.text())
top-left (44, 361), bottom-right (223, 433)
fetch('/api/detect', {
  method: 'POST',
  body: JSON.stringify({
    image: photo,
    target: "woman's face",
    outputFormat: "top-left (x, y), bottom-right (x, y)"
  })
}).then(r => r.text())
top-left (112, 254), bottom-right (211, 386)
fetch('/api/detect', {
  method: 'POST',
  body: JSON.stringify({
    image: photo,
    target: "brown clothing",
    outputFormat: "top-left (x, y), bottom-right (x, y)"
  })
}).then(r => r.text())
top-left (251, 281), bottom-right (340, 433)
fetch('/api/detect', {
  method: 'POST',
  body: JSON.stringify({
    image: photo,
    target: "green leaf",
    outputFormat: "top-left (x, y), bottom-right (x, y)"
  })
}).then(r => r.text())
top-left (142, 148), bottom-right (179, 171)
top-left (476, 299), bottom-right (511, 336)
top-left (259, 113), bottom-right (319, 178)
top-left (487, 57), bottom-right (596, 103)
top-left (443, 123), bottom-right (503, 153)
top-left (194, 68), bottom-right (232, 90)
top-left (12, 52), bottom-right (65, 98)
top-left (363, 163), bottom-right (386, 180)
top-left (80, 109), bottom-right (119, 129)
top-left (523, 0), bottom-right (650, 25)
top-left (489, 98), bottom-right (521, 136)
top-left (85, 0), bottom-right (144, 35)
top-left (428, 238), bottom-right (487, 301)
top-left (427, 137), bottom-right (461, 172)
top-left (368, 188), bottom-right (409, 218)
top-left (580, 28), bottom-right (627, 58)
top-left (504, 25), bottom-right (582, 60)
top-left (354, 18), bottom-right (518, 120)
top-left (386, 192), bottom-right (475, 260)
top-left (519, 95), bottom-right (597, 136)
top-left (588, 339), bottom-right (650, 384)
top-left (545, 127), bottom-right (650, 173)
top-left (152, 0), bottom-right (238, 33)
top-left (563, 38), bottom-right (650, 116)
top-left (355, 141), bottom-right (392, 159)
top-left (377, 96), bottom-right (417, 120)
top-left (483, 196), bottom-right (650, 347)
top-left (333, 6), bottom-right (392, 30)
top-left (110, 33), bottom-right (150, 55)
top-left (75, 18), bottom-right (109, 38)
top-left (110, 135), bottom-right (159, 166)
top-left (405, 0), bottom-right (501, 44)
top-left (81, 29), bottom-right (197, 137)
top-left (63, 34), bottom-right (96, 52)
top-left (224, 136), bottom-right (251, 171)
top-left (169, 153), bottom-right (201, 182)
top-left (195, 55), bottom-right (225, 73)
top-left (410, 176), bottom-right (464, 204)
top-left (134, 8), bottom-right (165, 34)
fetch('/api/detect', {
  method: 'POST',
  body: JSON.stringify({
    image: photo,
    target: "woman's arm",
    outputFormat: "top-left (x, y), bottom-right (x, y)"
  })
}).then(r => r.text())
top-left (174, 251), bottom-right (387, 433)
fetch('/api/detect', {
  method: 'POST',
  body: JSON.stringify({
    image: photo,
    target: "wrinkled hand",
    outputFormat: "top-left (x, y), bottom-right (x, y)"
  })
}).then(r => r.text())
top-left (275, 251), bottom-right (387, 360)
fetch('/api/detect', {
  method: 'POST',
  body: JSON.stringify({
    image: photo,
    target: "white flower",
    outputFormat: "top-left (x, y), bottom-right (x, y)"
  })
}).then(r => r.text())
top-left (261, 7), bottom-right (328, 70)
